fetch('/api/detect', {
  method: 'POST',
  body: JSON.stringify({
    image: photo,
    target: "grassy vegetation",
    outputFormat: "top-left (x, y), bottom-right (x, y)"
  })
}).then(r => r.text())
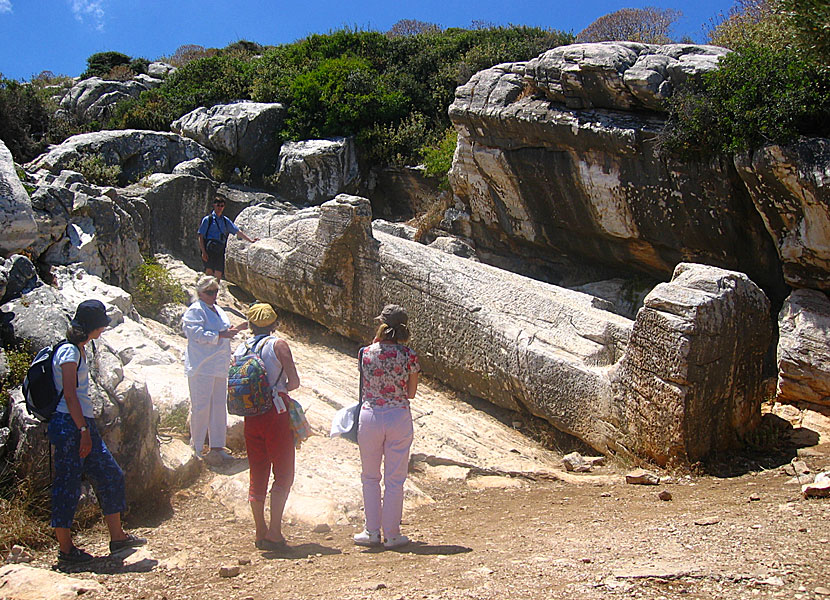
top-left (159, 404), bottom-right (190, 435)
top-left (130, 257), bottom-right (189, 318)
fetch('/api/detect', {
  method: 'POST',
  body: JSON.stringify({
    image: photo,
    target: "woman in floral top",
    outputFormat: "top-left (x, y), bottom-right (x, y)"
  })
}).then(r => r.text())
top-left (353, 304), bottom-right (420, 550)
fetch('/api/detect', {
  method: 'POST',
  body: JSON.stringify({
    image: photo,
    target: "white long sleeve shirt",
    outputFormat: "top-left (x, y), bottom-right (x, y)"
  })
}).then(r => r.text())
top-left (182, 299), bottom-right (232, 377)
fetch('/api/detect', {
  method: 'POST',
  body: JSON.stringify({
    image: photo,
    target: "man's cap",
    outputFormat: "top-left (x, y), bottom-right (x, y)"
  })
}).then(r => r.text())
top-left (247, 303), bottom-right (277, 327)
top-left (71, 299), bottom-right (111, 333)
top-left (375, 304), bottom-right (408, 327)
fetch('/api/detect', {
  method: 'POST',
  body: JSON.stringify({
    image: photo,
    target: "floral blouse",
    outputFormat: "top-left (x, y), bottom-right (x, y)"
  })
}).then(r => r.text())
top-left (360, 342), bottom-right (420, 409)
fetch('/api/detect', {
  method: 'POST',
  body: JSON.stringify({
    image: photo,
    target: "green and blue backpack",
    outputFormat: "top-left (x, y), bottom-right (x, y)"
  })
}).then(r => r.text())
top-left (227, 335), bottom-right (276, 417)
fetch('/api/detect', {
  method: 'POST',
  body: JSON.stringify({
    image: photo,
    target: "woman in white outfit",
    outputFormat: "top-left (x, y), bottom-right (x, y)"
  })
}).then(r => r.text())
top-left (182, 276), bottom-right (245, 462)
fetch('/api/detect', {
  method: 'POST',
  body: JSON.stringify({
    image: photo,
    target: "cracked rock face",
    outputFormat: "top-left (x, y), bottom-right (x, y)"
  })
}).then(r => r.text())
top-left (58, 76), bottom-right (163, 124)
top-left (0, 140), bottom-right (37, 255)
top-left (27, 129), bottom-right (213, 185)
top-left (447, 42), bottom-right (788, 304)
top-left (275, 137), bottom-right (359, 206)
top-left (171, 102), bottom-right (285, 176)
top-left (226, 195), bottom-right (771, 465)
top-left (777, 289), bottom-right (830, 407)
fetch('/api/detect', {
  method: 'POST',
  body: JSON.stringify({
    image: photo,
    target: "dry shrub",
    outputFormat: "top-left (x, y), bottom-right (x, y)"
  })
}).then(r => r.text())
top-left (409, 192), bottom-right (453, 242)
top-left (0, 471), bottom-right (52, 554)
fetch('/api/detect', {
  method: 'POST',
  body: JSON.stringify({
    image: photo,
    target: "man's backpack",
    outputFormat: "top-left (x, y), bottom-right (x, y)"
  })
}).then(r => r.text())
top-left (22, 340), bottom-right (76, 422)
top-left (227, 335), bottom-right (277, 417)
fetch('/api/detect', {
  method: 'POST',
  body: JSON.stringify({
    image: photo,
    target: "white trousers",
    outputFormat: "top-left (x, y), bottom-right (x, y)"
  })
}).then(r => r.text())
top-left (187, 374), bottom-right (228, 453)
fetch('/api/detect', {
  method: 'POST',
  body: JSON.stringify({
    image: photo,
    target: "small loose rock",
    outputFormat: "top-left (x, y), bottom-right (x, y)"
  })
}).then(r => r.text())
top-left (219, 565), bottom-right (240, 578)
top-left (313, 523), bottom-right (331, 534)
top-left (625, 470), bottom-right (660, 485)
top-left (658, 490), bottom-right (672, 501)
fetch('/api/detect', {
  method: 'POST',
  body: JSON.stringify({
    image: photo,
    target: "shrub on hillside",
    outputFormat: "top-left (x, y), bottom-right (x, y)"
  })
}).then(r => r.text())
top-left (63, 155), bottom-right (121, 186)
top-left (82, 51), bottom-right (131, 79)
top-left (0, 79), bottom-right (51, 162)
top-left (658, 44), bottom-right (830, 156)
top-left (131, 257), bottom-right (189, 318)
top-left (420, 127), bottom-right (458, 190)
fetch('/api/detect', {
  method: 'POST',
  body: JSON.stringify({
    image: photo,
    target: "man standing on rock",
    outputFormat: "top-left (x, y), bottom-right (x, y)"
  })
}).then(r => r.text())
top-left (198, 196), bottom-right (257, 281)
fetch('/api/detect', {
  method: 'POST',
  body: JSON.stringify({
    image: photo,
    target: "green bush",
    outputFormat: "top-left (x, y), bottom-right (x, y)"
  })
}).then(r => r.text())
top-left (420, 127), bottom-right (458, 190)
top-left (0, 79), bottom-right (51, 162)
top-left (112, 26), bottom-right (571, 168)
top-left (1, 347), bottom-right (33, 410)
top-left (659, 44), bottom-right (830, 156)
top-left (82, 51), bottom-right (131, 79)
top-left (131, 257), bottom-right (189, 317)
top-left (63, 155), bottom-right (121, 186)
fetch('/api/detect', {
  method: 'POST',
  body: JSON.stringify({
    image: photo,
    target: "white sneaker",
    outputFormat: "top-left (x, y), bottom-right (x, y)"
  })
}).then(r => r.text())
top-left (383, 534), bottom-right (410, 549)
top-left (353, 529), bottom-right (382, 547)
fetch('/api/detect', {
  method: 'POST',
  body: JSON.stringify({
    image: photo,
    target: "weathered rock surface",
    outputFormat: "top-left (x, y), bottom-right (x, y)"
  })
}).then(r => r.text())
top-left (735, 139), bottom-right (830, 291)
top-left (57, 77), bottom-right (160, 124)
top-left (123, 173), bottom-right (217, 267)
top-left (0, 139), bottom-right (38, 254)
top-left (1, 267), bottom-right (195, 499)
top-left (0, 564), bottom-right (103, 599)
top-left (147, 61), bottom-right (177, 78)
top-left (25, 170), bottom-right (147, 289)
top-left (447, 42), bottom-right (786, 302)
top-left (27, 130), bottom-right (212, 185)
top-left (613, 263), bottom-right (771, 464)
top-left (524, 43), bottom-right (728, 111)
top-left (777, 289), bottom-right (830, 406)
top-left (275, 138), bottom-right (358, 205)
top-left (362, 165), bottom-right (441, 219)
top-left (0, 255), bottom-right (41, 304)
top-left (172, 102), bottom-right (285, 176)
top-left (226, 196), bottom-right (770, 464)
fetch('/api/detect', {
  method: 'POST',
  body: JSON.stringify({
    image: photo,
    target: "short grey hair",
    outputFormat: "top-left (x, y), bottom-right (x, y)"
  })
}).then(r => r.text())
top-left (196, 275), bottom-right (219, 294)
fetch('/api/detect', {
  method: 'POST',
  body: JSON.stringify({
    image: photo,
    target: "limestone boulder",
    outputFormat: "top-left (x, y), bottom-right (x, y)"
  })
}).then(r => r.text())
top-left (27, 129), bottom-right (212, 185)
top-left (275, 137), bottom-right (359, 205)
top-left (123, 173), bottom-right (217, 268)
top-left (524, 42), bottom-right (728, 110)
top-left (613, 263), bottom-right (772, 464)
top-left (226, 196), bottom-right (769, 464)
top-left (0, 255), bottom-right (40, 304)
top-left (57, 77), bottom-right (156, 124)
top-left (24, 169), bottom-right (148, 289)
top-left (734, 138), bottom-right (830, 291)
top-left (147, 61), bottom-right (177, 78)
top-left (172, 102), bottom-right (285, 176)
top-left (0, 139), bottom-right (38, 254)
top-left (448, 44), bottom-right (786, 304)
top-left (0, 564), bottom-right (103, 599)
top-left (777, 289), bottom-right (830, 406)
top-left (1, 269), bottom-right (190, 502)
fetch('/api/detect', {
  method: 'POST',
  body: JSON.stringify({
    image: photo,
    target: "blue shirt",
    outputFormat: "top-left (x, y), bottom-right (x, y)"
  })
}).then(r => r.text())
top-left (52, 343), bottom-right (93, 418)
top-left (198, 211), bottom-right (239, 242)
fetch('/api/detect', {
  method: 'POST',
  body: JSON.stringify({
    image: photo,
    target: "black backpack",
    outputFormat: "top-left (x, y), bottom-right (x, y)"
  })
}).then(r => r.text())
top-left (22, 340), bottom-right (77, 422)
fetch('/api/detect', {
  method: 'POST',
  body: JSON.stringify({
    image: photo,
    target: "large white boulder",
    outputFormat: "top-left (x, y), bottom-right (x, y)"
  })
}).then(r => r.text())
top-left (777, 289), bottom-right (830, 406)
top-left (275, 137), bottom-right (359, 205)
top-left (172, 102), bottom-right (285, 176)
top-left (0, 140), bottom-right (37, 254)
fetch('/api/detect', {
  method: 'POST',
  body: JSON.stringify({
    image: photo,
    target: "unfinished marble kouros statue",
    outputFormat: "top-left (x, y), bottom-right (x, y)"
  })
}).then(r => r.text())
top-left (225, 195), bottom-right (772, 467)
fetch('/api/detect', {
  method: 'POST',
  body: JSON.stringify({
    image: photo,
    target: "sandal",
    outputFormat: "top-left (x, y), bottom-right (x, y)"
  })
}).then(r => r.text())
top-left (255, 537), bottom-right (287, 551)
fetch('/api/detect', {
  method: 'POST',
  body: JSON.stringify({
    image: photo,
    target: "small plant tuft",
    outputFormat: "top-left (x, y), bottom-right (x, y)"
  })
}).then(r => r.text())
top-left (131, 257), bottom-right (189, 318)
top-left (159, 404), bottom-right (190, 435)
top-left (63, 155), bottom-right (122, 187)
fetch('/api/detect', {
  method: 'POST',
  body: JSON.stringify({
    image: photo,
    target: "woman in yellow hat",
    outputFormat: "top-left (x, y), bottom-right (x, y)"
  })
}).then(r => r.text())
top-left (233, 303), bottom-right (300, 550)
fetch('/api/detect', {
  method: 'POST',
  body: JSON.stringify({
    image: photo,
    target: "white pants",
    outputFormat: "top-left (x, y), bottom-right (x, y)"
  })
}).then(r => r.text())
top-left (187, 374), bottom-right (228, 453)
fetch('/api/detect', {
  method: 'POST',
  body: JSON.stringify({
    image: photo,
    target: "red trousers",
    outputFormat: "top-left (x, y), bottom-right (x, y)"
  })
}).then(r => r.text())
top-left (244, 404), bottom-right (295, 503)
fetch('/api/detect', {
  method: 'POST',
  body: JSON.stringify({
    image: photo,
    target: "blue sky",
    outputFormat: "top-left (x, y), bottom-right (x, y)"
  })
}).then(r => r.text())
top-left (0, 0), bottom-right (737, 81)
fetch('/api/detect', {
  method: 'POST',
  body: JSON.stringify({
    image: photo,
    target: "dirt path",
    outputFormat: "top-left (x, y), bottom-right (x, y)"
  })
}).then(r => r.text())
top-left (25, 446), bottom-right (829, 600)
